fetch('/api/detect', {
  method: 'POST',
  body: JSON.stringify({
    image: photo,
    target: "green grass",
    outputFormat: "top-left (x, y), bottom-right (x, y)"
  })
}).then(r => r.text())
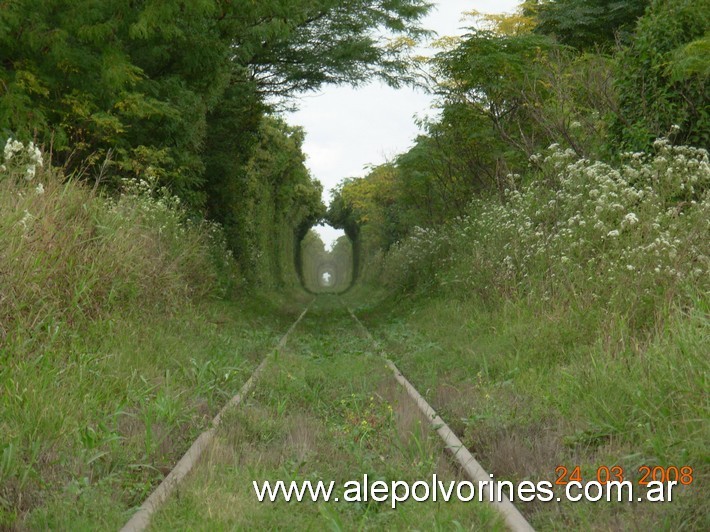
top-left (351, 293), bottom-right (709, 530)
top-left (3, 142), bottom-right (706, 530)
top-left (151, 297), bottom-right (504, 530)
top-left (0, 295), bottom-right (309, 529)
top-left (0, 148), bottom-right (312, 528)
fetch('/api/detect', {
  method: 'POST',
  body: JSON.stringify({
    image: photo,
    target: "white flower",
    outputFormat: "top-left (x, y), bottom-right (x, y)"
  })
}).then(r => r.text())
top-left (626, 264), bottom-right (635, 271)
top-left (28, 141), bottom-right (43, 167)
top-left (25, 165), bottom-right (36, 180)
top-left (19, 209), bottom-right (32, 230)
top-left (35, 182), bottom-right (45, 195)
top-left (4, 138), bottom-right (24, 161)
top-left (622, 212), bottom-right (639, 226)
top-left (607, 230), bottom-right (620, 237)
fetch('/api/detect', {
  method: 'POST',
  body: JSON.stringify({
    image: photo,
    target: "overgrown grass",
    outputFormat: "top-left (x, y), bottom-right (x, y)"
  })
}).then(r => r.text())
top-left (0, 143), bottom-right (307, 528)
top-left (349, 141), bottom-right (710, 529)
top-left (355, 294), bottom-right (708, 529)
top-left (1, 163), bottom-right (236, 339)
top-left (152, 299), bottom-right (504, 530)
top-left (2, 301), bottom-right (297, 529)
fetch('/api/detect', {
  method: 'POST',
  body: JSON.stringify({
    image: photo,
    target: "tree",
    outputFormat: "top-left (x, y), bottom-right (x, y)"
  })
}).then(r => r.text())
top-left (431, 27), bottom-right (564, 177)
top-left (232, 116), bottom-right (324, 286)
top-left (1, 0), bottom-right (432, 284)
top-left (534, 0), bottom-right (650, 50)
top-left (1, 0), bottom-right (431, 195)
top-left (614, 0), bottom-right (710, 149)
top-left (240, 0), bottom-right (433, 96)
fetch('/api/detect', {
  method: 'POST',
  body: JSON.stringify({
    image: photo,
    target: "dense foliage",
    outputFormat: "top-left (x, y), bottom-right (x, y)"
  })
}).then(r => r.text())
top-left (1, 0), bottom-right (432, 283)
top-left (0, 138), bottom-right (234, 346)
top-left (1, 5), bottom-right (433, 522)
top-left (329, 9), bottom-right (709, 527)
top-left (383, 141), bottom-right (709, 315)
top-left (535, 0), bottom-right (650, 50)
top-left (614, 0), bottom-right (710, 150)
top-left (328, 1), bottom-right (709, 394)
top-left (331, 0), bottom-right (709, 261)
top-left (1, 1), bottom-right (708, 528)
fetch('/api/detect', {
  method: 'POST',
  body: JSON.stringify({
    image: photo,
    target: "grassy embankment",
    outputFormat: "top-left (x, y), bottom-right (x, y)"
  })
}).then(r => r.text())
top-left (347, 142), bottom-right (709, 530)
top-left (0, 143), bottom-right (307, 529)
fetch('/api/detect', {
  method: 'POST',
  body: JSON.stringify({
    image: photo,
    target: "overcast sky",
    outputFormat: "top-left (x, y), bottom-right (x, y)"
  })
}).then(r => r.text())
top-left (288, 1), bottom-right (520, 248)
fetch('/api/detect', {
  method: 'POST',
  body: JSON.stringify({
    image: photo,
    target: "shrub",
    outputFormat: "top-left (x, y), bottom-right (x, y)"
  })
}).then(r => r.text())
top-left (0, 139), bottom-right (237, 349)
top-left (382, 140), bottom-right (709, 334)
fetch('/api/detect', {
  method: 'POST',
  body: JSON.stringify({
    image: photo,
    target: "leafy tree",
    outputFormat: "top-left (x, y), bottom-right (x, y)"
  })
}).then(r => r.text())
top-left (614, 0), bottom-right (710, 149)
top-left (0, 0), bottom-right (234, 203)
top-left (240, 0), bottom-right (433, 95)
top-left (535, 0), bottom-right (650, 50)
top-left (1, 0), bottom-right (432, 284)
top-left (0, 0), bottom-right (432, 171)
top-left (327, 0), bottom-right (709, 287)
top-left (234, 116), bottom-right (324, 286)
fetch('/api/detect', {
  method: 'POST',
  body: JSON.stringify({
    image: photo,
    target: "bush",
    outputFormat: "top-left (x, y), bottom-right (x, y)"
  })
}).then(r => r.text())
top-left (382, 140), bottom-right (709, 334)
top-left (615, 0), bottom-right (710, 149)
top-left (0, 138), bottom-right (237, 349)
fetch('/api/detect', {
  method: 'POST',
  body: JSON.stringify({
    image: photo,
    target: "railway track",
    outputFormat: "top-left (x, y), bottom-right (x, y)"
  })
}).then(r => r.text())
top-left (121, 297), bottom-right (534, 531)
top-left (120, 304), bottom-right (312, 532)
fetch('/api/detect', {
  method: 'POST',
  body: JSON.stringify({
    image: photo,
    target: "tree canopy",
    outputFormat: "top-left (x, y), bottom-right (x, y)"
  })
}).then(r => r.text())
top-left (1, 0), bottom-right (432, 284)
top-left (534, 0), bottom-right (650, 50)
top-left (331, 0), bottom-right (709, 266)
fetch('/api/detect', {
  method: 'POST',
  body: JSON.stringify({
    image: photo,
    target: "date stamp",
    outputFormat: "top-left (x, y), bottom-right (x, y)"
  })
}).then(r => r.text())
top-left (550, 465), bottom-right (694, 503)
top-left (555, 465), bottom-right (695, 486)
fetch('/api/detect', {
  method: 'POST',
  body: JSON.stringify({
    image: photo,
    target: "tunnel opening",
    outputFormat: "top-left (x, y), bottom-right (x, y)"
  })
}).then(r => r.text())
top-left (298, 224), bottom-right (354, 293)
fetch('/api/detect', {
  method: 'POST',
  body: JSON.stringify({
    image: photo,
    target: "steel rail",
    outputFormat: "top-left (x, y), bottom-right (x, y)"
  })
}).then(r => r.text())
top-left (120, 303), bottom-right (313, 532)
top-left (344, 304), bottom-right (535, 532)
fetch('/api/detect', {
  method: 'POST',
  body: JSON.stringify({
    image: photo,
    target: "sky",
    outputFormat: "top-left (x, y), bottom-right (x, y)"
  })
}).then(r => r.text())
top-left (287, 1), bottom-right (520, 248)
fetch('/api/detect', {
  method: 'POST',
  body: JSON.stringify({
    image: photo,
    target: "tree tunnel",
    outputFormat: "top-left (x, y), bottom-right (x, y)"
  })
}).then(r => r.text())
top-left (296, 224), bottom-right (357, 293)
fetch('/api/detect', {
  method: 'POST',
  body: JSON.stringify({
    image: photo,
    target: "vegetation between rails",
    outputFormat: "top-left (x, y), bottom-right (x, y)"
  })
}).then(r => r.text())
top-left (1, 2), bottom-right (431, 525)
top-left (152, 299), bottom-right (504, 531)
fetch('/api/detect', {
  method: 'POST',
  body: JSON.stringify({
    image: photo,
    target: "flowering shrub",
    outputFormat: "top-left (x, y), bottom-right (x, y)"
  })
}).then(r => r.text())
top-left (1, 138), bottom-right (43, 181)
top-left (111, 174), bottom-right (237, 298)
top-left (382, 140), bottom-right (709, 330)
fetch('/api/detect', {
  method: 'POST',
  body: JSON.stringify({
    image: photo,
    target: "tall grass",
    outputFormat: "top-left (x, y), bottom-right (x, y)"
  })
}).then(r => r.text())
top-left (0, 140), bottom-right (269, 528)
top-left (1, 141), bottom-right (236, 349)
